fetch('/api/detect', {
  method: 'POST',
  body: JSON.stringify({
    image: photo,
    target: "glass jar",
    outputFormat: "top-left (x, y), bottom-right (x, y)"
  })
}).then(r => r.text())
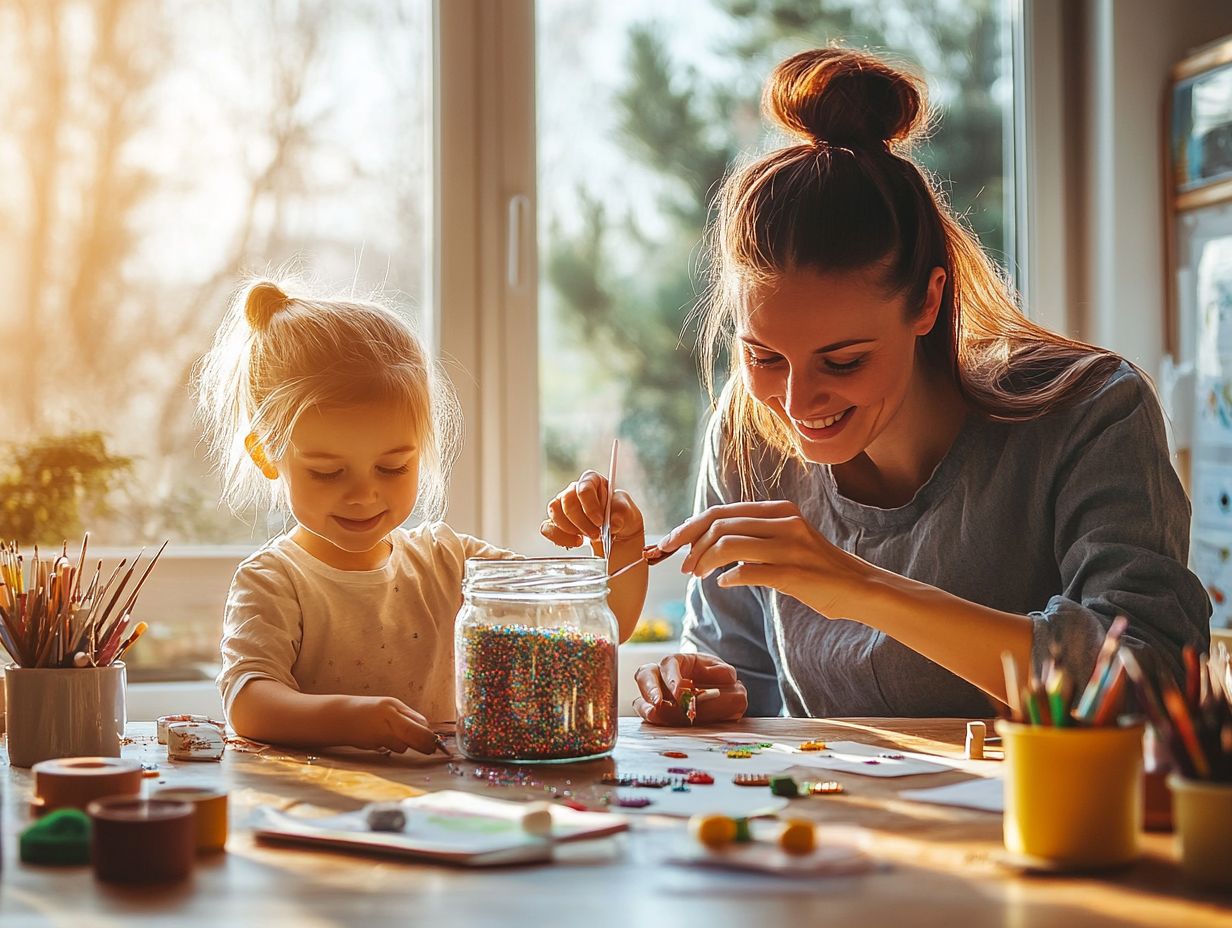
top-left (455, 557), bottom-right (618, 763)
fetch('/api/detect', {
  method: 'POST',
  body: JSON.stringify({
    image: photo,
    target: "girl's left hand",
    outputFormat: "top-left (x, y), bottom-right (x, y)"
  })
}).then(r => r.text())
top-left (541, 470), bottom-right (645, 549)
top-left (659, 500), bottom-right (878, 618)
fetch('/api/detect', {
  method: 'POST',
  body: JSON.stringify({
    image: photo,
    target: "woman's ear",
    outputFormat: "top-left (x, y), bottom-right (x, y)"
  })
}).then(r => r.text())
top-left (911, 267), bottom-right (948, 337)
top-left (244, 433), bottom-right (280, 480)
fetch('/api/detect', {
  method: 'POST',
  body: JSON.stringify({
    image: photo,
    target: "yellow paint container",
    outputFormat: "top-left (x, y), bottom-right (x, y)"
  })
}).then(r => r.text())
top-left (1168, 774), bottom-right (1232, 890)
top-left (152, 786), bottom-right (229, 853)
top-left (996, 721), bottom-right (1143, 869)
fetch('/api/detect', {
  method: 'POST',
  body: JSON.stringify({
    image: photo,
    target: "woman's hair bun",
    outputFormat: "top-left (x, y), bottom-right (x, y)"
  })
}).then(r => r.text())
top-left (762, 48), bottom-right (926, 150)
top-left (244, 280), bottom-right (289, 330)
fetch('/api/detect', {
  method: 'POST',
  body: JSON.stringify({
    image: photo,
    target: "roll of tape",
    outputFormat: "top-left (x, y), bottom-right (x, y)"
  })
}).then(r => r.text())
top-left (87, 797), bottom-right (195, 884)
top-left (31, 757), bottom-right (143, 814)
top-left (157, 714), bottom-right (224, 745)
top-left (152, 786), bottom-right (229, 853)
top-left (166, 721), bottom-right (226, 761)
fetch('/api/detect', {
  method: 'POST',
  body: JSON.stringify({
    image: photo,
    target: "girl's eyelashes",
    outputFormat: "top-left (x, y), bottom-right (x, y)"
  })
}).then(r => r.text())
top-left (306, 464), bottom-right (412, 480)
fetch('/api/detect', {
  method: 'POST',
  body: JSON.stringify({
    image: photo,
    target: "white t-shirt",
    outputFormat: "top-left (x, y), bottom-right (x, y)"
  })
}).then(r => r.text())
top-left (217, 522), bottom-right (512, 724)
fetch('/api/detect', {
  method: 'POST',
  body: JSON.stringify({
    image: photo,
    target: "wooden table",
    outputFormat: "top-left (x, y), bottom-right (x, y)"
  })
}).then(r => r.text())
top-left (1, 718), bottom-right (1228, 926)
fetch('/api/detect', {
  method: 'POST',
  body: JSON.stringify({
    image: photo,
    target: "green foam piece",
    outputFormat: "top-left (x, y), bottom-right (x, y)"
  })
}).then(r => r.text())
top-left (20, 809), bottom-right (91, 866)
top-left (733, 817), bottom-right (752, 843)
top-left (769, 775), bottom-right (799, 798)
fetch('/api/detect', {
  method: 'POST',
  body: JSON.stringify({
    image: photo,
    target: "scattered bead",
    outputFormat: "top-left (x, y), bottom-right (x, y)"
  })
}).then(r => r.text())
top-left (965, 721), bottom-right (987, 760)
top-left (662, 751), bottom-right (688, 759)
top-left (680, 690), bottom-right (698, 724)
top-left (733, 773), bottom-right (771, 787)
top-left (685, 771), bottom-right (714, 785)
top-left (777, 819), bottom-right (816, 856)
top-left (666, 766), bottom-right (693, 774)
top-left (520, 802), bottom-right (554, 836)
top-left (364, 802), bottom-right (407, 832)
top-left (733, 817), bottom-right (752, 843)
top-left (807, 781), bottom-right (844, 795)
top-left (769, 775), bottom-right (799, 798)
top-left (615, 796), bottom-right (652, 808)
top-left (726, 750), bottom-right (753, 759)
top-left (863, 759), bottom-right (881, 765)
top-left (878, 753), bottom-right (904, 760)
top-left (798, 740), bottom-right (827, 752)
top-left (690, 814), bottom-right (736, 849)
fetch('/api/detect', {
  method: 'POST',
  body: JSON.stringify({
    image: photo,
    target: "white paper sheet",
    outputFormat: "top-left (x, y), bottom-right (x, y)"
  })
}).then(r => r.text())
top-left (897, 777), bottom-right (1004, 813)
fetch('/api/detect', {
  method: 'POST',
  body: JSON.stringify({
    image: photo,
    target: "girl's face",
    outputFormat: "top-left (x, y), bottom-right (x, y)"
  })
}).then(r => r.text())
top-left (277, 401), bottom-right (421, 570)
top-left (737, 266), bottom-right (944, 466)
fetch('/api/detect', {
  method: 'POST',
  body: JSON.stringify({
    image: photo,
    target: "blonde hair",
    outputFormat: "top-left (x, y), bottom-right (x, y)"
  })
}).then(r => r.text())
top-left (699, 48), bottom-right (1122, 494)
top-left (195, 278), bottom-right (459, 520)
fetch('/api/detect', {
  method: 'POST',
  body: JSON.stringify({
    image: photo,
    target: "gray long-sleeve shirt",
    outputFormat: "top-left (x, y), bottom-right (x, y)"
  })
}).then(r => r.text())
top-left (682, 363), bottom-right (1212, 718)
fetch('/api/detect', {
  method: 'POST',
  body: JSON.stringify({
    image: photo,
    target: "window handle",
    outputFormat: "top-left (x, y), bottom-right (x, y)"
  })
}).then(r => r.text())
top-left (506, 194), bottom-right (530, 289)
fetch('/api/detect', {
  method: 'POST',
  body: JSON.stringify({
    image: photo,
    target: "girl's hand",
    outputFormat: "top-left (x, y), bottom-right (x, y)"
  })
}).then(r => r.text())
top-left (633, 653), bottom-right (747, 725)
top-left (660, 500), bottom-right (878, 618)
top-left (541, 470), bottom-right (645, 549)
top-left (341, 695), bottom-right (439, 755)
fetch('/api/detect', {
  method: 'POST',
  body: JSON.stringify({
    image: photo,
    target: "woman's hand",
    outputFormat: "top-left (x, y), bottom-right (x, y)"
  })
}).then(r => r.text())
top-left (633, 653), bottom-right (747, 725)
top-left (341, 695), bottom-right (439, 755)
top-left (541, 470), bottom-right (645, 550)
top-left (660, 500), bottom-right (879, 619)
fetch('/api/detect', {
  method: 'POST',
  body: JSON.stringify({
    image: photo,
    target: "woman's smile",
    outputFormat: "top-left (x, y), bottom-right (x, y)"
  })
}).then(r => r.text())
top-left (791, 406), bottom-right (854, 440)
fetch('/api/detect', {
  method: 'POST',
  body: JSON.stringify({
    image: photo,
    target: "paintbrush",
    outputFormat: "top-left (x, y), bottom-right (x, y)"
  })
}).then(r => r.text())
top-left (601, 440), bottom-right (618, 572)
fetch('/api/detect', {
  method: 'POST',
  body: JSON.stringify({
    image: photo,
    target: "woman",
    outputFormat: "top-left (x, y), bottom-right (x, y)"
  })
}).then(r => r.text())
top-left (632, 47), bottom-right (1210, 723)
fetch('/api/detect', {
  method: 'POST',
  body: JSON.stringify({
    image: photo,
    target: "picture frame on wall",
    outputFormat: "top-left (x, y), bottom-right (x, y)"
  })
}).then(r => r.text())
top-left (1167, 35), bottom-right (1232, 629)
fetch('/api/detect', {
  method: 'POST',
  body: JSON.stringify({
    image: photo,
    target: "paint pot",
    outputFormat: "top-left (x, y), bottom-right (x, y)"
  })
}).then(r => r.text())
top-left (156, 714), bottom-right (224, 745)
top-left (31, 757), bottom-right (142, 814)
top-left (167, 721), bottom-right (225, 761)
top-left (87, 796), bottom-right (195, 883)
top-left (152, 786), bottom-right (229, 853)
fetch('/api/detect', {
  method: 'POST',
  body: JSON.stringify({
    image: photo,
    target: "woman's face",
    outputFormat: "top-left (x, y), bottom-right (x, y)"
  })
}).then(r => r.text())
top-left (737, 265), bottom-right (944, 465)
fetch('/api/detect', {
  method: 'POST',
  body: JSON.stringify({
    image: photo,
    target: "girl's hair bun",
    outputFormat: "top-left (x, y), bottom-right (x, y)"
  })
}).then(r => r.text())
top-left (244, 280), bottom-right (289, 330)
top-left (762, 48), bottom-right (926, 150)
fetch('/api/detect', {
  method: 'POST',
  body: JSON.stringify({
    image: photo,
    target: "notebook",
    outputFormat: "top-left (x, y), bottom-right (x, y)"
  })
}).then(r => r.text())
top-left (253, 790), bottom-right (628, 867)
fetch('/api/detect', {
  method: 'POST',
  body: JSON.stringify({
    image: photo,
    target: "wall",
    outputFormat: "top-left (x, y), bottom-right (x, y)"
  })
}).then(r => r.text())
top-left (1076, 0), bottom-right (1232, 375)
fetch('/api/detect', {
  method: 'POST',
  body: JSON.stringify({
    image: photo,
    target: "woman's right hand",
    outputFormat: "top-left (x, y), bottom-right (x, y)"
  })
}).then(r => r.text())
top-left (633, 653), bottom-right (747, 725)
top-left (341, 695), bottom-right (439, 754)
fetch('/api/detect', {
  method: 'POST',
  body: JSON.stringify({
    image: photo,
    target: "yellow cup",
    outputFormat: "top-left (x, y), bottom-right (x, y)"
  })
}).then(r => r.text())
top-left (996, 721), bottom-right (1143, 869)
top-left (1168, 774), bottom-right (1232, 889)
top-left (151, 786), bottom-right (229, 853)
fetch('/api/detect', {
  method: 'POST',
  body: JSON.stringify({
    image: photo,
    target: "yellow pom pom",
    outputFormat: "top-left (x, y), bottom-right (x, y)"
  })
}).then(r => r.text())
top-left (690, 814), bottom-right (736, 849)
top-left (777, 819), bottom-right (816, 856)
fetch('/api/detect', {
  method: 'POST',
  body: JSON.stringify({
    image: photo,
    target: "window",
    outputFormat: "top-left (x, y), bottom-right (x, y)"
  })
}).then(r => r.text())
top-left (2, 0), bottom-right (1019, 682)
top-left (535, 0), bottom-right (1018, 634)
top-left (0, 0), bottom-right (432, 678)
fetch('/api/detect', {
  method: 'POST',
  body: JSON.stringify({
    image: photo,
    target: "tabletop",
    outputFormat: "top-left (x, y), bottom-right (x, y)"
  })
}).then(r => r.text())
top-left (1, 717), bottom-right (1229, 927)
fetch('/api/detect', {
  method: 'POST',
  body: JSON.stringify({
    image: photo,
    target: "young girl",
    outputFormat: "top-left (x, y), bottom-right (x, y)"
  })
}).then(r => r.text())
top-left (633, 47), bottom-right (1211, 724)
top-left (198, 279), bottom-right (646, 754)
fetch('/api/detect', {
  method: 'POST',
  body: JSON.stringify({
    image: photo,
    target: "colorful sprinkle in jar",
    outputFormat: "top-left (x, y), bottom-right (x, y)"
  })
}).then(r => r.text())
top-left (455, 557), bottom-right (618, 763)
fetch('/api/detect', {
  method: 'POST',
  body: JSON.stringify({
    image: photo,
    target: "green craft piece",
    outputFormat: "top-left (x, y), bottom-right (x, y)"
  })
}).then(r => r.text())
top-left (733, 817), bottom-right (752, 843)
top-left (769, 775), bottom-right (799, 798)
top-left (20, 808), bottom-right (91, 866)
